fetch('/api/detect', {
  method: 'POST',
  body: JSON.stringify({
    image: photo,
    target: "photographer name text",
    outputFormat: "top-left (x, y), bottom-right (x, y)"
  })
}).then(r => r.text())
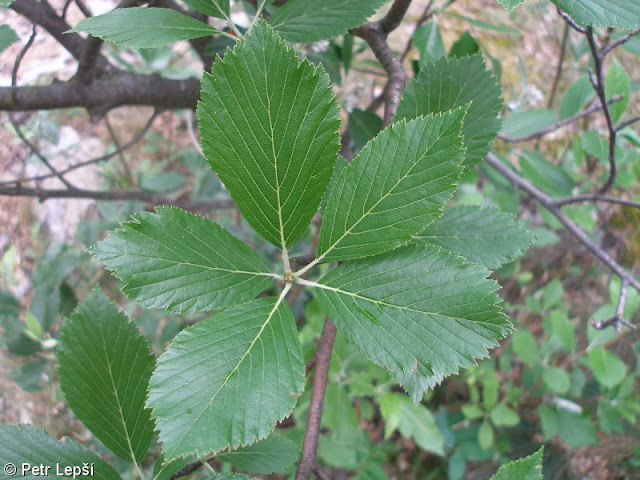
top-left (6, 463), bottom-right (95, 478)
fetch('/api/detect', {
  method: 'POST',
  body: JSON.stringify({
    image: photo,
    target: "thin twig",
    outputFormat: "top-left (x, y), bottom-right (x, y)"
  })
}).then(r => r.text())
top-left (546, 22), bottom-right (569, 109)
top-left (591, 279), bottom-right (636, 331)
top-left (554, 194), bottom-right (640, 209)
top-left (556, 7), bottom-right (586, 33)
top-left (0, 185), bottom-right (236, 211)
top-left (350, 0), bottom-right (411, 126)
top-left (104, 114), bottom-right (133, 181)
top-left (296, 318), bottom-right (337, 480)
top-left (615, 115), bottom-right (640, 132)
top-left (498, 95), bottom-right (622, 143)
top-left (0, 111), bottom-right (158, 187)
top-left (601, 28), bottom-right (640, 58)
top-left (485, 153), bottom-right (640, 296)
top-left (10, 25), bottom-right (76, 190)
top-left (399, 1), bottom-right (433, 62)
top-left (585, 27), bottom-right (617, 194)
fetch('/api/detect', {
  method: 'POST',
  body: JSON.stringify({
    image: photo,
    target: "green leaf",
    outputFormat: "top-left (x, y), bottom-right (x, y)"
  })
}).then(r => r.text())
top-left (90, 206), bottom-right (272, 314)
top-left (605, 58), bottom-right (630, 123)
top-left (317, 111), bottom-right (465, 263)
top-left (67, 8), bottom-right (219, 48)
top-left (216, 435), bottom-right (299, 474)
top-left (478, 420), bottom-right (494, 450)
top-left (347, 109), bottom-right (382, 152)
top-left (588, 348), bottom-right (627, 388)
top-left (496, 0), bottom-right (531, 12)
top-left (0, 24), bottom-right (19, 53)
top-left (501, 109), bottom-right (556, 138)
top-left (511, 330), bottom-right (539, 364)
top-left (489, 402), bottom-right (520, 427)
top-left (396, 54), bottom-right (503, 169)
top-left (490, 446), bottom-right (543, 480)
top-left (270, 0), bottom-right (387, 43)
top-left (449, 31), bottom-right (479, 57)
top-left (560, 76), bottom-right (593, 120)
top-left (542, 367), bottom-right (570, 393)
top-left (537, 404), bottom-right (557, 441)
top-left (0, 0), bottom-right (16, 6)
top-left (198, 20), bottom-right (340, 250)
top-left (414, 206), bottom-right (533, 269)
top-left (181, 0), bottom-right (229, 18)
top-left (379, 393), bottom-right (444, 455)
top-left (551, 0), bottom-right (640, 29)
top-left (549, 310), bottom-right (576, 351)
top-left (413, 21), bottom-right (446, 65)
top-left (314, 244), bottom-right (512, 398)
top-left (57, 289), bottom-right (155, 464)
top-left (557, 410), bottom-right (597, 448)
top-left (201, 475), bottom-right (251, 480)
top-left (147, 297), bottom-right (304, 459)
top-left (518, 151), bottom-right (574, 196)
top-left (0, 424), bottom-right (121, 480)
top-left (153, 455), bottom-right (197, 480)
top-left (11, 360), bottom-right (46, 392)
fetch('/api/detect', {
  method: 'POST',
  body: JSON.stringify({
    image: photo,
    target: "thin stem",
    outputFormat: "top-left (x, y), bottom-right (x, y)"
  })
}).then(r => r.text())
top-left (485, 153), bottom-right (640, 294)
top-left (554, 194), bottom-right (640, 209)
top-left (295, 317), bottom-right (337, 480)
top-left (546, 22), bottom-right (569, 109)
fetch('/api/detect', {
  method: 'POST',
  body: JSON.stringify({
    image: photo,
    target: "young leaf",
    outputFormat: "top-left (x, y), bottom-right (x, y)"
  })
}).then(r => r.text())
top-left (90, 206), bottom-right (273, 314)
top-left (316, 111), bottom-right (465, 263)
top-left (182, 0), bottom-right (229, 19)
top-left (414, 206), bottom-right (533, 269)
top-left (57, 289), bottom-right (156, 464)
top-left (198, 20), bottom-right (340, 251)
top-left (379, 393), bottom-right (445, 455)
top-left (490, 446), bottom-right (543, 480)
top-left (67, 8), bottom-right (219, 48)
top-left (313, 245), bottom-right (512, 393)
top-left (147, 297), bottom-right (304, 460)
top-left (413, 21), bottom-right (446, 65)
top-left (0, 24), bottom-right (19, 54)
top-left (396, 54), bottom-right (503, 168)
top-left (605, 58), bottom-right (630, 123)
top-left (215, 435), bottom-right (299, 474)
top-left (551, 0), bottom-right (640, 29)
top-left (560, 76), bottom-right (593, 120)
top-left (0, 424), bottom-right (121, 480)
top-left (270, 0), bottom-right (387, 43)
top-left (588, 348), bottom-right (627, 388)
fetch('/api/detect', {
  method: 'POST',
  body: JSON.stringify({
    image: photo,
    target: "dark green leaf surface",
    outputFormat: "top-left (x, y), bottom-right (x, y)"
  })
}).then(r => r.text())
top-left (58, 289), bottom-right (155, 464)
top-left (347, 109), bottom-right (383, 152)
top-left (182, 0), bottom-right (229, 18)
top-left (216, 435), bottom-right (299, 474)
top-left (198, 20), bottom-right (340, 249)
top-left (396, 54), bottom-right (502, 168)
top-left (317, 111), bottom-right (465, 263)
top-left (315, 245), bottom-right (512, 396)
top-left (415, 205), bottom-right (533, 268)
top-left (147, 297), bottom-right (304, 459)
top-left (270, 0), bottom-right (387, 43)
top-left (490, 446), bottom-right (543, 480)
top-left (68, 8), bottom-right (219, 48)
top-left (552, 0), bottom-right (640, 29)
top-left (0, 424), bottom-right (121, 480)
top-left (90, 206), bottom-right (272, 314)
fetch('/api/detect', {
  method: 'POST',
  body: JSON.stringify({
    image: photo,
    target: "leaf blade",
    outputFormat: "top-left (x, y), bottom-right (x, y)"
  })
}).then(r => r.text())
top-left (551, 0), bottom-right (640, 29)
top-left (216, 435), bottom-right (299, 474)
top-left (0, 424), bottom-right (121, 480)
top-left (315, 245), bottom-right (512, 400)
top-left (396, 54), bottom-right (503, 169)
top-left (317, 111), bottom-right (465, 263)
top-left (414, 205), bottom-right (533, 269)
top-left (198, 20), bottom-right (340, 249)
top-left (90, 206), bottom-right (273, 314)
top-left (147, 297), bottom-right (304, 460)
top-left (67, 8), bottom-right (219, 48)
top-left (57, 289), bottom-right (156, 464)
top-left (270, 0), bottom-right (387, 43)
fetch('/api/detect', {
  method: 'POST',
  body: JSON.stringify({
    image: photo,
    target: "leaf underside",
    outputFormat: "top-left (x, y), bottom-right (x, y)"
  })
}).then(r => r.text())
top-left (198, 20), bottom-right (340, 249)
top-left (396, 54), bottom-right (503, 169)
top-left (415, 205), bottom-right (534, 269)
top-left (270, 0), bottom-right (387, 43)
top-left (147, 297), bottom-right (304, 460)
top-left (67, 8), bottom-right (218, 48)
top-left (318, 111), bottom-right (466, 263)
top-left (58, 289), bottom-right (156, 464)
top-left (90, 206), bottom-right (272, 314)
top-left (551, 0), bottom-right (640, 29)
top-left (315, 244), bottom-right (512, 401)
top-left (0, 424), bottom-right (121, 480)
